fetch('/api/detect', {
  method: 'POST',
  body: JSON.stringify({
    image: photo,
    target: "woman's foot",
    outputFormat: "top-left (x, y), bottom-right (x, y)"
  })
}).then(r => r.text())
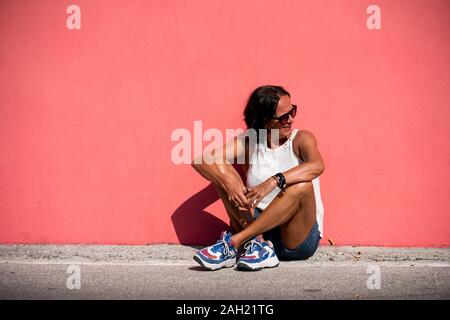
top-left (193, 231), bottom-right (237, 270)
top-left (236, 238), bottom-right (280, 271)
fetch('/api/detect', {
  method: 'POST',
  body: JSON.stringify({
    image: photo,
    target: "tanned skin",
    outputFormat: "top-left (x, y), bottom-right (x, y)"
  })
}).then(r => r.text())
top-left (192, 95), bottom-right (325, 249)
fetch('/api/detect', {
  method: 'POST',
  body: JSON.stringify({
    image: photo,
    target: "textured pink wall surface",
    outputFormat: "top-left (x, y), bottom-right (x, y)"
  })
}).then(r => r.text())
top-left (0, 0), bottom-right (449, 246)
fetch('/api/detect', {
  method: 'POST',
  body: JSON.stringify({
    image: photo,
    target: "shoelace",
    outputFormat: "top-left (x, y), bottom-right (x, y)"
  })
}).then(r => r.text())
top-left (211, 240), bottom-right (231, 256)
top-left (244, 239), bottom-right (264, 255)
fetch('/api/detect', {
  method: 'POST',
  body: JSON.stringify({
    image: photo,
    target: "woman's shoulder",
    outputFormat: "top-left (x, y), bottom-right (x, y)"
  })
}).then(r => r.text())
top-left (293, 129), bottom-right (317, 144)
top-left (292, 129), bottom-right (318, 161)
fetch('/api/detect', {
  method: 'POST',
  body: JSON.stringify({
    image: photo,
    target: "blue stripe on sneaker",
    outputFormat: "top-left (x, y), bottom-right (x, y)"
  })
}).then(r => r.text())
top-left (239, 251), bottom-right (270, 263)
top-left (196, 252), bottom-right (236, 264)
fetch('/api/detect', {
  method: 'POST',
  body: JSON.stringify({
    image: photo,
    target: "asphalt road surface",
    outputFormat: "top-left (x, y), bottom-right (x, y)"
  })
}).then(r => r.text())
top-left (1, 244), bottom-right (449, 299)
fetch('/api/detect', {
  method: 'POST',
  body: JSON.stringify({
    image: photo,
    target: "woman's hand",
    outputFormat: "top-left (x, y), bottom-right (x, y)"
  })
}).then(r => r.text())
top-left (246, 177), bottom-right (278, 209)
top-left (222, 175), bottom-right (250, 209)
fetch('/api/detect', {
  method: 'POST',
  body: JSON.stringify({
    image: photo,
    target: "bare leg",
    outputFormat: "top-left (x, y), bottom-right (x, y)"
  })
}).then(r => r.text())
top-left (230, 181), bottom-right (317, 249)
top-left (213, 184), bottom-right (254, 233)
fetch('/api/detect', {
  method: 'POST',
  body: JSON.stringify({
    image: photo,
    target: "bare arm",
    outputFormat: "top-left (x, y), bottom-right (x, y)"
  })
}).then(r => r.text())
top-left (283, 130), bottom-right (325, 185)
top-left (246, 130), bottom-right (325, 208)
top-left (191, 134), bottom-right (250, 208)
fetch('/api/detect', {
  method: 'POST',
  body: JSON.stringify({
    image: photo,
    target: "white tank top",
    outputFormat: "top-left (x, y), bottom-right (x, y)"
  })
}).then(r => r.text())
top-left (246, 128), bottom-right (324, 238)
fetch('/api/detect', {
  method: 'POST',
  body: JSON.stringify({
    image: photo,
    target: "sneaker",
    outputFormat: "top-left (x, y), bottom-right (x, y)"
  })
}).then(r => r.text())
top-left (193, 231), bottom-right (237, 271)
top-left (236, 238), bottom-right (279, 271)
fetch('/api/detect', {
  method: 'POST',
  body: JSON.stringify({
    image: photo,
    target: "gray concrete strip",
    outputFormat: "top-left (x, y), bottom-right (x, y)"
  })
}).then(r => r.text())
top-left (1, 260), bottom-right (449, 267)
top-left (1, 244), bottom-right (449, 263)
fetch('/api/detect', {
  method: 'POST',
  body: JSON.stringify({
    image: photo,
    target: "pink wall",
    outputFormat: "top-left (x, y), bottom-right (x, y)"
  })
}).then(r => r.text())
top-left (0, 0), bottom-right (449, 246)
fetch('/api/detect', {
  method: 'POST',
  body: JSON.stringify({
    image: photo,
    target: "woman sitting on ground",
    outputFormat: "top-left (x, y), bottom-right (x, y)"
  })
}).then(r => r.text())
top-left (191, 85), bottom-right (325, 271)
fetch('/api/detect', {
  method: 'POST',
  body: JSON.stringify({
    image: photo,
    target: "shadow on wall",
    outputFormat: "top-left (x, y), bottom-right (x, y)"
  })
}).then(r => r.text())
top-left (171, 164), bottom-right (246, 246)
top-left (171, 183), bottom-right (228, 245)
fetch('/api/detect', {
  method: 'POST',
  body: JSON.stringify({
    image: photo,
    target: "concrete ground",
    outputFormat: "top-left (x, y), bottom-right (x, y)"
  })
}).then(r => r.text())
top-left (0, 244), bottom-right (449, 300)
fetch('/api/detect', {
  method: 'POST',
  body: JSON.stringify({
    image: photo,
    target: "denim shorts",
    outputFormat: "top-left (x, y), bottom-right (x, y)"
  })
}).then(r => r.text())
top-left (253, 207), bottom-right (321, 261)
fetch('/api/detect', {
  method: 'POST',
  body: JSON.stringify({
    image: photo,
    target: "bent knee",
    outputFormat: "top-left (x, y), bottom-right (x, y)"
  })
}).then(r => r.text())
top-left (285, 181), bottom-right (313, 197)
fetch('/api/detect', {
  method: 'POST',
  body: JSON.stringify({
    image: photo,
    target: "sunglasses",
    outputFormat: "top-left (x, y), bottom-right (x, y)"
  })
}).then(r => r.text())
top-left (272, 104), bottom-right (297, 125)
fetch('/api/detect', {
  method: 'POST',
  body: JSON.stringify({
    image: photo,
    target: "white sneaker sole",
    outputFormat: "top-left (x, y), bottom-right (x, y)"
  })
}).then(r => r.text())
top-left (236, 255), bottom-right (280, 271)
top-left (193, 254), bottom-right (236, 271)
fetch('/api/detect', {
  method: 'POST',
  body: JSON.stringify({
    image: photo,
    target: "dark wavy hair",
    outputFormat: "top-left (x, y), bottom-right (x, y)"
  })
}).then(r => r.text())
top-left (243, 85), bottom-right (291, 133)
